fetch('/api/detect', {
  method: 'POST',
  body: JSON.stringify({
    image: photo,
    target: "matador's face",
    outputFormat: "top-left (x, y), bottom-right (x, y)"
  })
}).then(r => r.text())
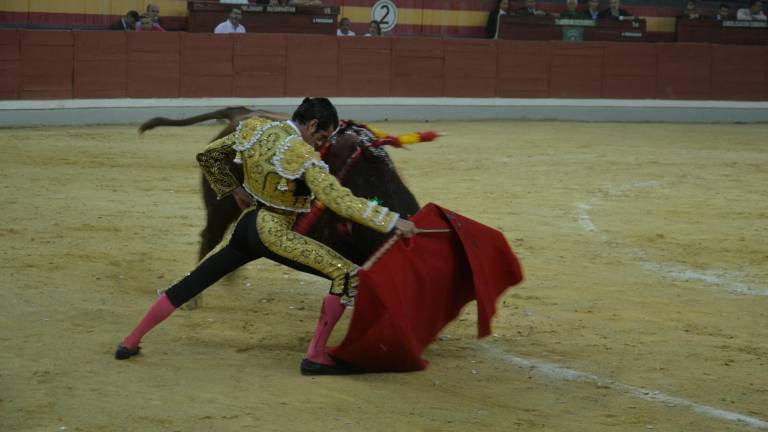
top-left (299, 119), bottom-right (334, 148)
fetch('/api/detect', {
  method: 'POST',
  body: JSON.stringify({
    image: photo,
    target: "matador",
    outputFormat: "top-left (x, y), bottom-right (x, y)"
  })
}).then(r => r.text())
top-left (114, 98), bottom-right (416, 375)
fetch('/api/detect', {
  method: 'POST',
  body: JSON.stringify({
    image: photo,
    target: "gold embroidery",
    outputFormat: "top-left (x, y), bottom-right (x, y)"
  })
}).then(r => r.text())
top-left (196, 133), bottom-right (240, 199)
top-left (256, 208), bottom-right (357, 302)
top-left (304, 165), bottom-right (399, 233)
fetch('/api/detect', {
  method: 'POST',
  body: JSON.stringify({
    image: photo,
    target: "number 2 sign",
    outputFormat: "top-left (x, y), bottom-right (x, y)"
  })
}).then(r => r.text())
top-left (371, 0), bottom-right (398, 32)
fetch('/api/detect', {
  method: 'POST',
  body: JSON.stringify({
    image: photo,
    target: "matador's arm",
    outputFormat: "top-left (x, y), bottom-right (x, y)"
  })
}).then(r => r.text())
top-left (196, 132), bottom-right (240, 199)
top-left (304, 164), bottom-right (400, 234)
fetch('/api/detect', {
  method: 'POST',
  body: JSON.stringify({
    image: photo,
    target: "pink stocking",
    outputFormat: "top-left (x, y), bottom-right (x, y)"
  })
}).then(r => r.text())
top-left (121, 293), bottom-right (176, 349)
top-left (305, 294), bottom-right (346, 365)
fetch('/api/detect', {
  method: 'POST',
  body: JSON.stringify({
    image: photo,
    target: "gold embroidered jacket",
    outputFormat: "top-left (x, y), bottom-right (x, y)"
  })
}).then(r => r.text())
top-left (197, 118), bottom-right (400, 234)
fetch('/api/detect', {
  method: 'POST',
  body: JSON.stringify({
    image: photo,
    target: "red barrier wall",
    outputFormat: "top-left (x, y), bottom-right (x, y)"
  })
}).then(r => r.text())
top-left (233, 34), bottom-right (287, 97)
top-left (2, 31), bottom-right (768, 101)
top-left (0, 30), bottom-right (20, 99)
top-left (127, 32), bottom-right (180, 98)
top-left (21, 31), bottom-right (73, 99)
top-left (74, 32), bottom-right (127, 98)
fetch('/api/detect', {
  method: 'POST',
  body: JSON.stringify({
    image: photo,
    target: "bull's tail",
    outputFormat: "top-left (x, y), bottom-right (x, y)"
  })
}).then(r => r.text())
top-left (138, 106), bottom-right (255, 135)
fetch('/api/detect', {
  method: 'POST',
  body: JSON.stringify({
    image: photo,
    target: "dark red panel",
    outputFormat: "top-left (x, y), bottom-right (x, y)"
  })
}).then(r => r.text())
top-left (127, 53), bottom-right (180, 98)
top-left (0, 30), bottom-right (19, 99)
top-left (391, 37), bottom-right (444, 58)
top-left (602, 43), bottom-right (657, 99)
top-left (126, 33), bottom-right (180, 98)
top-left (20, 30), bottom-right (74, 46)
top-left (233, 34), bottom-right (287, 56)
top-left (74, 60), bottom-right (127, 98)
top-left (74, 31), bottom-right (127, 61)
top-left (73, 32), bottom-right (127, 98)
top-left (391, 37), bottom-right (443, 97)
top-left (496, 40), bottom-right (550, 98)
top-left (233, 34), bottom-right (287, 97)
top-left (0, 29), bottom-right (20, 60)
top-left (338, 37), bottom-right (391, 97)
top-left (0, 61), bottom-right (19, 99)
top-left (20, 31), bottom-right (73, 99)
top-left (127, 32), bottom-right (181, 53)
top-left (179, 33), bottom-right (233, 97)
top-left (285, 35), bottom-right (338, 97)
top-left (391, 57), bottom-right (443, 96)
top-left (443, 39), bottom-right (496, 97)
top-left (656, 43), bottom-right (711, 100)
top-left (548, 41), bottom-right (604, 99)
top-left (710, 45), bottom-right (767, 101)
top-left (180, 33), bottom-right (233, 76)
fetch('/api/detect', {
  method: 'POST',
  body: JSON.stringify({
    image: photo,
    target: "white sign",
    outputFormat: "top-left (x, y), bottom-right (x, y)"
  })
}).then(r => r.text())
top-left (372, 0), bottom-right (398, 32)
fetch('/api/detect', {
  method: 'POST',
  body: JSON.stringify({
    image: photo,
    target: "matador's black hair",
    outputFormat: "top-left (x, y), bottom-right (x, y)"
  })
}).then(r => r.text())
top-left (292, 97), bottom-right (339, 132)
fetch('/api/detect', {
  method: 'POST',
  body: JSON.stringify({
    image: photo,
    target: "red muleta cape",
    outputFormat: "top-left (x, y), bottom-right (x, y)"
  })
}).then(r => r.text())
top-left (330, 203), bottom-right (524, 372)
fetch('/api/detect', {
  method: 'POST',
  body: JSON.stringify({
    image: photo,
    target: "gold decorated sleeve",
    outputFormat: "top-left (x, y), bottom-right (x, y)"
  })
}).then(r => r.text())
top-left (304, 165), bottom-right (399, 234)
top-left (196, 133), bottom-right (240, 199)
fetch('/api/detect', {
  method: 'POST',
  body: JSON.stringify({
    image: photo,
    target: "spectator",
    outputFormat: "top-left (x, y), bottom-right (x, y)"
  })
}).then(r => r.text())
top-left (679, 0), bottom-right (702, 20)
top-left (136, 3), bottom-right (162, 29)
top-left (737, 0), bottom-right (766, 21)
top-left (111, 10), bottom-right (139, 30)
top-left (486, 0), bottom-right (509, 38)
top-left (714, 3), bottom-right (731, 20)
top-left (364, 20), bottom-right (382, 36)
top-left (598, 0), bottom-right (633, 20)
top-left (585, 0), bottom-right (601, 19)
top-left (136, 14), bottom-right (165, 32)
top-left (515, 0), bottom-right (547, 16)
top-left (147, 3), bottom-right (160, 24)
top-left (559, 0), bottom-right (585, 19)
top-left (214, 7), bottom-right (246, 33)
top-left (337, 17), bottom-right (356, 36)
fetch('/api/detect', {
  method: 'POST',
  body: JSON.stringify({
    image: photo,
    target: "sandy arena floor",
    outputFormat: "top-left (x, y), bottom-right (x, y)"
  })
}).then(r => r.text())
top-left (1, 120), bottom-right (767, 432)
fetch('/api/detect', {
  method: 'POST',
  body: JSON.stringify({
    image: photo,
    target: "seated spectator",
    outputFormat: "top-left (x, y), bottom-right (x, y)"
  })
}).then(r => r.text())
top-left (515, 0), bottom-right (547, 16)
top-left (598, 0), bottom-right (633, 20)
top-left (214, 7), bottom-right (246, 33)
top-left (136, 14), bottom-right (165, 32)
top-left (559, 0), bottom-right (586, 19)
top-left (585, 0), bottom-right (601, 20)
top-left (337, 17), bottom-right (355, 36)
top-left (678, 0), bottom-right (702, 20)
top-left (136, 3), bottom-right (163, 30)
top-left (111, 10), bottom-right (139, 31)
top-left (486, 0), bottom-right (509, 38)
top-left (737, 0), bottom-right (766, 21)
top-left (714, 3), bottom-right (731, 20)
top-left (364, 20), bottom-right (382, 36)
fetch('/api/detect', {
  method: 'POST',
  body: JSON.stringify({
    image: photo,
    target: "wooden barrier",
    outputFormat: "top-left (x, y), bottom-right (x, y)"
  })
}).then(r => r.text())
top-left (74, 32), bottom-right (127, 98)
top-left (127, 32), bottom-right (181, 98)
top-left (2, 30), bottom-right (768, 101)
top-left (21, 31), bottom-right (73, 99)
top-left (233, 34), bottom-right (287, 97)
top-left (0, 30), bottom-right (20, 99)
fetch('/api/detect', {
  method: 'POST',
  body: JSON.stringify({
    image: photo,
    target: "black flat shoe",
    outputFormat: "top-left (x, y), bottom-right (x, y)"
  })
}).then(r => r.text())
top-left (300, 358), bottom-right (359, 376)
top-left (114, 344), bottom-right (140, 360)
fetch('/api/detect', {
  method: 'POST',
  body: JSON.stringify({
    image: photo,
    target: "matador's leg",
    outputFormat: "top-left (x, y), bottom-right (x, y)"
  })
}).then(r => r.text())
top-left (254, 209), bottom-right (359, 371)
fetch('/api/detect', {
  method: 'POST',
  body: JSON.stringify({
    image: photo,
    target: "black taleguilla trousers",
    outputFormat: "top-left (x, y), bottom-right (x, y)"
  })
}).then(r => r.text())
top-left (164, 207), bottom-right (331, 308)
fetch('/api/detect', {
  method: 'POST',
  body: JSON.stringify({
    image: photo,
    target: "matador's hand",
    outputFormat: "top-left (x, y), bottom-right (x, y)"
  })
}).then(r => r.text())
top-left (394, 218), bottom-right (417, 238)
top-left (232, 186), bottom-right (255, 210)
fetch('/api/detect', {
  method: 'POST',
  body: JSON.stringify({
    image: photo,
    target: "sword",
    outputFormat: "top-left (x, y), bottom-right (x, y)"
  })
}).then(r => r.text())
top-left (362, 227), bottom-right (451, 270)
top-left (415, 228), bottom-right (451, 233)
